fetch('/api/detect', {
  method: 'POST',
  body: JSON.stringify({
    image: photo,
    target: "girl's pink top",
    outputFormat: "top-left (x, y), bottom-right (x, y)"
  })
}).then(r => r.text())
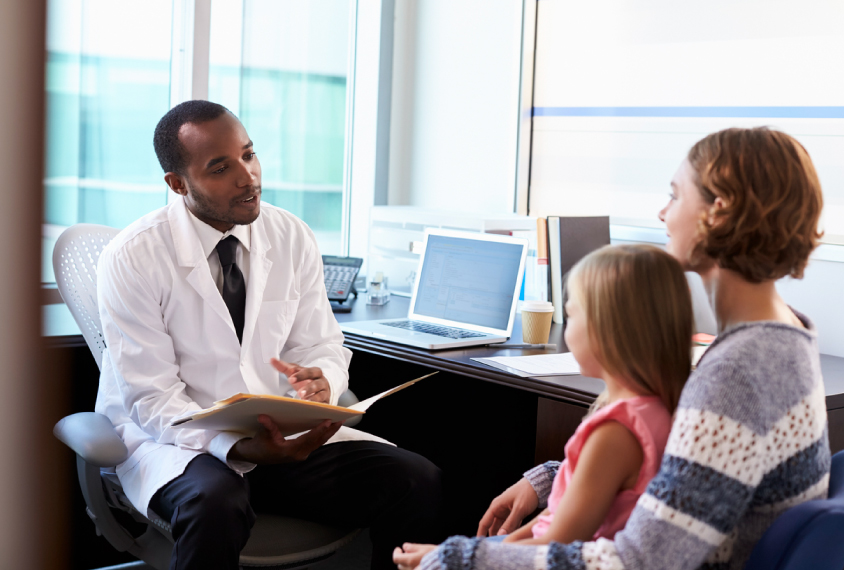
top-left (531, 395), bottom-right (672, 540)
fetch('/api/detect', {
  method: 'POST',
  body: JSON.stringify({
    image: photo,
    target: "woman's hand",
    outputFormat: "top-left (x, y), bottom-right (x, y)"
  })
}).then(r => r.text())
top-left (393, 543), bottom-right (438, 570)
top-left (476, 477), bottom-right (539, 537)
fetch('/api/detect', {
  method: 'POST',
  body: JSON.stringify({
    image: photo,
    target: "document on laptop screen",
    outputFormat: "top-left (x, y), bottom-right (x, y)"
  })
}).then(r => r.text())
top-left (412, 235), bottom-right (524, 330)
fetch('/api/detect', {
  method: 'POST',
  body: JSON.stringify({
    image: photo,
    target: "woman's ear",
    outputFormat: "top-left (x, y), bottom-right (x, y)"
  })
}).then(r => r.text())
top-left (707, 197), bottom-right (728, 227)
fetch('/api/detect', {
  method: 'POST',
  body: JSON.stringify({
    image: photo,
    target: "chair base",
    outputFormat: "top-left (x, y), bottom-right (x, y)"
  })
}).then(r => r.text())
top-left (240, 515), bottom-right (360, 568)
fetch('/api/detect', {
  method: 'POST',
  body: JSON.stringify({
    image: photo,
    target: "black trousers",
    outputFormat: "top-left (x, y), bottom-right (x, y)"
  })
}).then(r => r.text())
top-left (149, 441), bottom-right (443, 570)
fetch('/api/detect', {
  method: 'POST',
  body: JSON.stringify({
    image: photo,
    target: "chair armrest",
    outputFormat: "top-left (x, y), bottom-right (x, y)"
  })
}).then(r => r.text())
top-left (54, 412), bottom-right (129, 467)
top-left (337, 389), bottom-right (362, 428)
top-left (337, 389), bottom-right (359, 408)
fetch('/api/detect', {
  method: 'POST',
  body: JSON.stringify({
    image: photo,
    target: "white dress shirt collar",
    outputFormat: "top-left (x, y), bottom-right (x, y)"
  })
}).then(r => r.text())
top-left (186, 207), bottom-right (252, 256)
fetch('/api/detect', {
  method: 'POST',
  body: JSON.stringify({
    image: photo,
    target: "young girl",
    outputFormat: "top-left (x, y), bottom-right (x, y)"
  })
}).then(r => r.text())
top-left (501, 244), bottom-right (694, 546)
top-left (395, 244), bottom-right (693, 567)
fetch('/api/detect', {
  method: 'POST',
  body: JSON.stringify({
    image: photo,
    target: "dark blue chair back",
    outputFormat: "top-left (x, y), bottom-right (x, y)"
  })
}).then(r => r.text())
top-left (744, 450), bottom-right (844, 570)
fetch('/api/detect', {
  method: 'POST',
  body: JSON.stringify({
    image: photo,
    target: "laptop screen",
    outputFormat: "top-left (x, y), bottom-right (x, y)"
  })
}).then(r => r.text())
top-left (411, 233), bottom-right (525, 331)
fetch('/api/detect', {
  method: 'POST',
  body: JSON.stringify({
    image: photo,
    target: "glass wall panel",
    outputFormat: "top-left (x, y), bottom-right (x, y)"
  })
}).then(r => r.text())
top-left (209, 0), bottom-right (351, 256)
top-left (44, 0), bottom-right (173, 281)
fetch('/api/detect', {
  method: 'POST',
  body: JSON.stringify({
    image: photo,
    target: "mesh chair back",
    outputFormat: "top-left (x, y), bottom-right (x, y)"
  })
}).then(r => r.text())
top-left (52, 224), bottom-right (119, 370)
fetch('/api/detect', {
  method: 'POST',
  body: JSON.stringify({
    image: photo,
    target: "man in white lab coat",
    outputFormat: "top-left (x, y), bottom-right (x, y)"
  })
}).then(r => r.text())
top-left (95, 100), bottom-right (442, 570)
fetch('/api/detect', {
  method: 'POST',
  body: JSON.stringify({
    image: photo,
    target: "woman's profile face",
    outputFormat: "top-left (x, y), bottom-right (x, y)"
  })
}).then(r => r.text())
top-left (659, 159), bottom-right (711, 270)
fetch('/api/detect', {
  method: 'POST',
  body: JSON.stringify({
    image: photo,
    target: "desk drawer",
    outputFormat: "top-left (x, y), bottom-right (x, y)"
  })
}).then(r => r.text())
top-left (535, 398), bottom-right (588, 465)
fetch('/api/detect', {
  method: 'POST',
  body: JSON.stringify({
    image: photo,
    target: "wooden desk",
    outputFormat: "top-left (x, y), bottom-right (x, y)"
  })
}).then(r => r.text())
top-left (334, 295), bottom-right (844, 455)
top-left (44, 293), bottom-right (844, 452)
top-left (333, 296), bottom-right (601, 478)
top-left (334, 295), bottom-right (604, 404)
top-left (45, 294), bottom-right (844, 457)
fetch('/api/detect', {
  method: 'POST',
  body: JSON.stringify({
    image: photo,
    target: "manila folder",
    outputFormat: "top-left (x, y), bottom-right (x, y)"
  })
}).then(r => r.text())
top-left (170, 372), bottom-right (436, 437)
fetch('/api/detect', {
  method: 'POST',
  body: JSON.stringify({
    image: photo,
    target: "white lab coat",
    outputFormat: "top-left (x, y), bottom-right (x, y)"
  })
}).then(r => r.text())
top-left (95, 198), bottom-right (374, 516)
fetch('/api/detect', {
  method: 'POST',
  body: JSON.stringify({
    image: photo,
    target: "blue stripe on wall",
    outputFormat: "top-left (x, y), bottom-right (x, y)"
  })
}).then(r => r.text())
top-left (533, 106), bottom-right (844, 119)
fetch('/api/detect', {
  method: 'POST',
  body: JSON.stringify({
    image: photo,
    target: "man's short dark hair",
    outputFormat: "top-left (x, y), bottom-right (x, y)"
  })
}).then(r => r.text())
top-left (153, 100), bottom-right (232, 174)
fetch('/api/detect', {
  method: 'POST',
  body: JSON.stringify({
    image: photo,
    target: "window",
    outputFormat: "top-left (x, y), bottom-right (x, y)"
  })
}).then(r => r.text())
top-left (44, 0), bottom-right (173, 282)
top-left (209, 0), bottom-right (352, 256)
top-left (527, 0), bottom-right (844, 246)
top-left (43, 0), bottom-right (354, 283)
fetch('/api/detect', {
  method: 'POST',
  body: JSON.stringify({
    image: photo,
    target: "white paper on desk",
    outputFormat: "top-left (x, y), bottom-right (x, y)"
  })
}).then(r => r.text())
top-left (692, 345), bottom-right (707, 368)
top-left (473, 352), bottom-right (582, 377)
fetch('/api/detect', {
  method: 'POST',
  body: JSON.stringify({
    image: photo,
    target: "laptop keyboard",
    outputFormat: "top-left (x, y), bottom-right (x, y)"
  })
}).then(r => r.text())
top-left (382, 320), bottom-right (487, 339)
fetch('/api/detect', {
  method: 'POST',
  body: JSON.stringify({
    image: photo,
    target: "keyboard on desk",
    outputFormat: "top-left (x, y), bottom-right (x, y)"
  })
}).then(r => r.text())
top-left (382, 320), bottom-right (487, 339)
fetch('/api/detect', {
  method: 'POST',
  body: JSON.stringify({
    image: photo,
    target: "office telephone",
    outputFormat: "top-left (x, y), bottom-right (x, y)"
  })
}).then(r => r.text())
top-left (322, 255), bottom-right (362, 313)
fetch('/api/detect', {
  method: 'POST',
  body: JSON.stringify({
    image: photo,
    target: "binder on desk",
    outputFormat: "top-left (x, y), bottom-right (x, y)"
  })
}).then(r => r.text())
top-left (536, 217), bottom-right (550, 303)
top-left (547, 216), bottom-right (611, 324)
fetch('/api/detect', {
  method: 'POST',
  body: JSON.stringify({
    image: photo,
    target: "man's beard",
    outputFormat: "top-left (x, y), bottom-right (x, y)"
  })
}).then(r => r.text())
top-left (187, 182), bottom-right (262, 227)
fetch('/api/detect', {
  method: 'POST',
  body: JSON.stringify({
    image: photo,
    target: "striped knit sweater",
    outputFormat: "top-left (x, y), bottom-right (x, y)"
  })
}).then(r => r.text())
top-left (420, 312), bottom-right (830, 570)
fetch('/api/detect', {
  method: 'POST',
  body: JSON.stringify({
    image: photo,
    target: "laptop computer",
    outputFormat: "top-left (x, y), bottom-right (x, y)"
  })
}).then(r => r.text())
top-left (340, 228), bottom-right (528, 350)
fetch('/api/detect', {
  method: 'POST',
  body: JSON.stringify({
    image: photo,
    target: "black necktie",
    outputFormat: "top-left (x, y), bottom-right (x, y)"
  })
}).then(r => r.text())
top-left (216, 235), bottom-right (246, 343)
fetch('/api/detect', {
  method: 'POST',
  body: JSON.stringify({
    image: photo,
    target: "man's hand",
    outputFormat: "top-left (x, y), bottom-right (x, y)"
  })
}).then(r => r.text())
top-left (271, 358), bottom-right (332, 403)
top-left (228, 414), bottom-right (342, 464)
top-left (393, 543), bottom-right (438, 570)
top-left (476, 477), bottom-right (539, 537)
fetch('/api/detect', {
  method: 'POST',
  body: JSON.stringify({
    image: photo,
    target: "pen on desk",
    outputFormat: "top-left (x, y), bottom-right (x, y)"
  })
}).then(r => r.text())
top-left (493, 343), bottom-right (557, 350)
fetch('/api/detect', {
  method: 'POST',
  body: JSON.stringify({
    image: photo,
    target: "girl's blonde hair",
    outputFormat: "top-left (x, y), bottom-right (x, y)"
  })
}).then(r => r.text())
top-left (566, 244), bottom-right (693, 414)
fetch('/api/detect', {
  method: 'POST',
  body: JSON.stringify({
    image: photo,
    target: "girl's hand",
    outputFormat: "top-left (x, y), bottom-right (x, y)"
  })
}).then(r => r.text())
top-left (509, 537), bottom-right (547, 546)
top-left (502, 519), bottom-right (537, 543)
top-left (393, 543), bottom-right (437, 570)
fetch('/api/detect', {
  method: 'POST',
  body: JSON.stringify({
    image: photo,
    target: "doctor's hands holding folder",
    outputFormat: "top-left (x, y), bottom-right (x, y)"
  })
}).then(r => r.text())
top-left (226, 357), bottom-right (342, 464)
top-left (228, 415), bottom-right (343, 464)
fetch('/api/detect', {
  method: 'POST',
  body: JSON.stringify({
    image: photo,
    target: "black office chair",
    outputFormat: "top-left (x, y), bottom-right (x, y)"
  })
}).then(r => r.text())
top-left (52, 223), bottom-right (361, 569)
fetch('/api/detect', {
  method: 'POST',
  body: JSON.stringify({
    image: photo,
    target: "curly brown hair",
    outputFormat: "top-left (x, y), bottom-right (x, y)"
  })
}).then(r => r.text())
top-left (687, 127), bottom-right (824, 282)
